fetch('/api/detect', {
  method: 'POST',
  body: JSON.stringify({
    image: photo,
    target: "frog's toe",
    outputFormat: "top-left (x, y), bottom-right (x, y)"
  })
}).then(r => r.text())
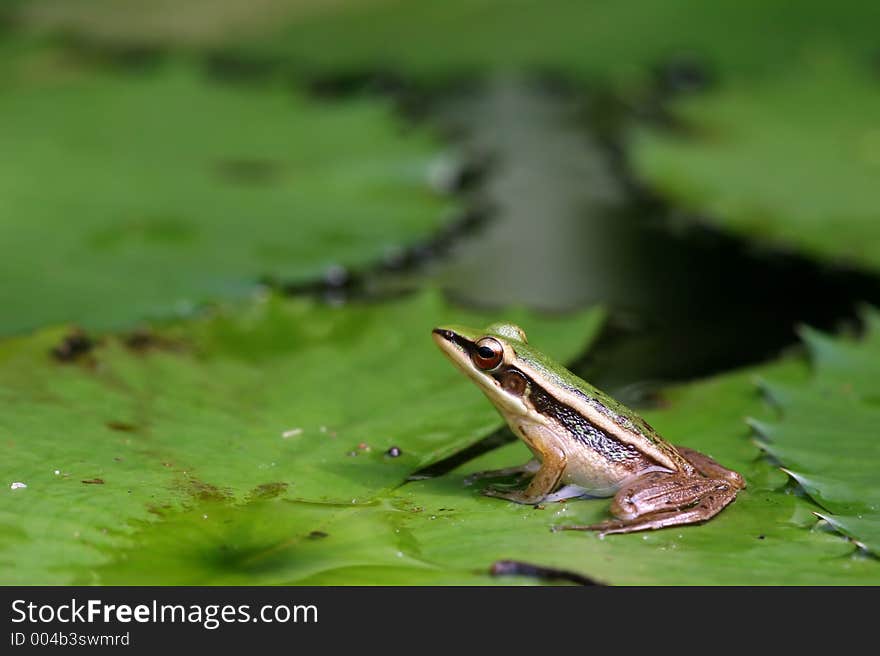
top-left (552, 520), bottom-right (622, 535)
top-left (481, 485), bottom-right (514, 499)
top-left (481, 486), bottom-right (542, 504)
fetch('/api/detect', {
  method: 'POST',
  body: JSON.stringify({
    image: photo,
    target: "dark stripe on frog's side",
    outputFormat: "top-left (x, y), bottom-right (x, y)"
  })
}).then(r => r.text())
top-left (558, 382), bottom-right (686, 469)
top-left (492, 367), bottom-right (644, 463)
top-left (508, 345), bottom-right (686, 469)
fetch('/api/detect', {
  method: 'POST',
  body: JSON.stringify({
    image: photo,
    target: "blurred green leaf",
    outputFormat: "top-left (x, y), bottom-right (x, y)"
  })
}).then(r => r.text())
top-left (0, 54), bottom-right (451, 334)
top-left (632, 57), bottom-right (880, 271)
top-left (0, 290), bottom-right (602, 583)
top-left (17, 1), bottom-right (880, 86)
top-left (14, 0), bottom-right (355, 47)
top-left (231, 0), bottom-right (880, 85)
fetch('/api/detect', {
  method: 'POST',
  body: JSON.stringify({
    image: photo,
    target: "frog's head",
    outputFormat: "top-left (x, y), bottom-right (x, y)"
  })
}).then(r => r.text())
top-left (432, 322), bottom-right (532, 415)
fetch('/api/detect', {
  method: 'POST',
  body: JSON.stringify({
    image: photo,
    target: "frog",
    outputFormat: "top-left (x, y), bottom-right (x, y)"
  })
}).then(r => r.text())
top-left (432, 322), bottom-right (745, 536)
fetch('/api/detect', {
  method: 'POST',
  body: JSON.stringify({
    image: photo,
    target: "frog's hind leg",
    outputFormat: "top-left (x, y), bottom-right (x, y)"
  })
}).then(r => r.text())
top-left (566, 493), bottom-right (736, 536)
top-left (463, 459), bottom-right (540, 485)
top-left (675, 445), bottom-right (746, 489)
top-left (553, 470), bottom-right (740, 536)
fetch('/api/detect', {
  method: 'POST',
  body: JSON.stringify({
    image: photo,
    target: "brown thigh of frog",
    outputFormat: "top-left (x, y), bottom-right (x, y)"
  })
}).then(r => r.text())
top-left (608, 472), bottom-right (734, 521)
top-left (555, 472), bottom-right (740, 535)
top-left (581, 493), bottom-right (739, 536)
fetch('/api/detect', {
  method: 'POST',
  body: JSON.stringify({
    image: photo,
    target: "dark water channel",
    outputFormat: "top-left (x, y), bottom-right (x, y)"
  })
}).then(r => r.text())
top-left (418, 75), bottom-right (880, 399)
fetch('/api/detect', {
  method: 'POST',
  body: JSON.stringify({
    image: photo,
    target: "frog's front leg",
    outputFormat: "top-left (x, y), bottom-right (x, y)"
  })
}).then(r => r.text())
top-left (482, 447), bottom-right (566, 505)
top-left (463, 459), bottom-right (540, 485)
top-left (554, 470), bottom-right (739, 535)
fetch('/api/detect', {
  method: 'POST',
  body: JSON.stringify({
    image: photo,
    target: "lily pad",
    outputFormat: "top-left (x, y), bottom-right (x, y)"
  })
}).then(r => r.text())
top-left (0, 291), bottom-right (602, 584)
top-left (752, 307), bottom-right (880, 555)
top-left (391, 355), bottom-right (879, 585)
top-left (632, 57), bottom-right (880, 271)
top-left (96, 349), bottom-right (880, 585)
top-left (0, 51), bottom-right (451, 335)
top-left (6, 287), bottom-right (877, 584)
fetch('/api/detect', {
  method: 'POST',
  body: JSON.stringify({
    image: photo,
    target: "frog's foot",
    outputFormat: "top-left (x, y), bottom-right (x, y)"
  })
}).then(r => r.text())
top-left (482, 485), bottom-right (546, 504)
top-left (464, 459), bottom-right (540, 486)
top-left (554, 505), bottom-right (721, 536)
top-left (552, 472), bottom-right (740, 536)
top-left (480, 450), bottom-right (566, 505)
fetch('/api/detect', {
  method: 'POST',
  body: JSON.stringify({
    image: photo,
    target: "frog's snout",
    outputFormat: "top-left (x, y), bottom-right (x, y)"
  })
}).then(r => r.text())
top-left (432, 327), bottom-right (470, 353)
top-left (431, 328), bottom-right (458, 354)
top-left (432, 328), bottom-right (455, 342)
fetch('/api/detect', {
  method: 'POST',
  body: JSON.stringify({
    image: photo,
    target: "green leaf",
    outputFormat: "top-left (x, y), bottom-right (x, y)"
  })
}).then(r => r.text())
top-left (386, 358), bottom-right (878, 585)
top-left (0, 53), bottom-right (451, 334)
top-left (754, 307), bottom-right (880, 555)
top-left (632, 57), bottom-right (880, 271)
top-left (798, 312), bottom-right (880, 393)
top-left (0, 291), bottom-right (603, 584)
top-left (6, 292), bottom-right (878, 584)
top-left (815, 513), bottom-right (880, 555)
top-left (95, 352), bottom-right (879, 585)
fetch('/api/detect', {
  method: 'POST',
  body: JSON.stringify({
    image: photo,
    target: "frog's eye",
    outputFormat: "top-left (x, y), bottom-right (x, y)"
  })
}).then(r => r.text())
top-left (472, 337), bottom-right (503, 370)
